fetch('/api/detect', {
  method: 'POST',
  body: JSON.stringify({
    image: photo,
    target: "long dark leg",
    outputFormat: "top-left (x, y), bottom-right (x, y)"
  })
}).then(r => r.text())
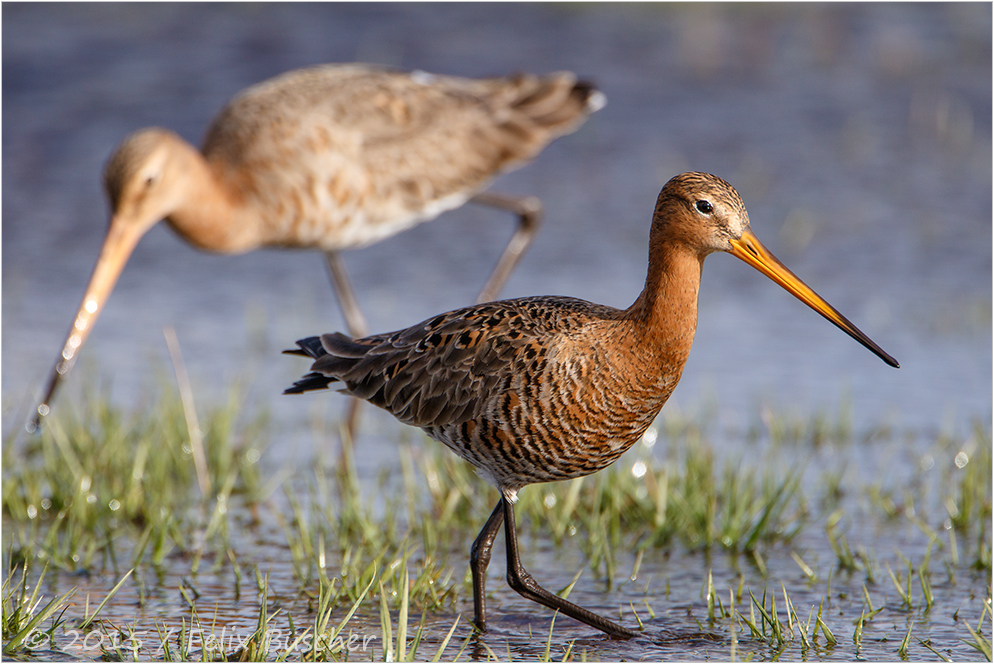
top-left (501, 496), bottom-right (636, 638)
top-left (468, 192), bottom-right (542, 303)
top-left (470, 500), bottom-right (505, 632)
top-left (323, 251), bottom-right (367, 441)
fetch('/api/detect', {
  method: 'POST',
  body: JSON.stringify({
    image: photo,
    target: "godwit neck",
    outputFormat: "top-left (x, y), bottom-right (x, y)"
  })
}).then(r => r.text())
top-left (621, 172), bottom-right (750, 374)
top-left (623, 240), bottom-right (703, 379)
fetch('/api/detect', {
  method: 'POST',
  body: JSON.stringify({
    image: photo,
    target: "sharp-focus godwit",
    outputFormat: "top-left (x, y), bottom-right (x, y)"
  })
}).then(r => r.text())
top-left (286, 172), bottom-right (899, 638)
top-left (30, 63), bottom-right (604, 431)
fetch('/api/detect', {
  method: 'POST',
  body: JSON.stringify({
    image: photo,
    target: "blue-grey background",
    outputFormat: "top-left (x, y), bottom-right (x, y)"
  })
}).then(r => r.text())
top-left (3, 3), bottom-right (990, 462)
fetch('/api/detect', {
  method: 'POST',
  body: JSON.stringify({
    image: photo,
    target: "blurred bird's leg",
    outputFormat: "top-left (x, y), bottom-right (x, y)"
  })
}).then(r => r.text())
top-left (324, 251), bottom-right (369, 338)
top-left (469, 192), bottom-right (543, 303)
top-left (323, 251), bottom-right (368, 448)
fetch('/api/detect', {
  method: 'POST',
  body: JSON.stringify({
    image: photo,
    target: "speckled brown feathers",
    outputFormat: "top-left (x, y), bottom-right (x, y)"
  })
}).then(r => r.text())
top-left (287, 295), bottom-right (659, 490)
top-left (200, 64), bottom-right (604, 250)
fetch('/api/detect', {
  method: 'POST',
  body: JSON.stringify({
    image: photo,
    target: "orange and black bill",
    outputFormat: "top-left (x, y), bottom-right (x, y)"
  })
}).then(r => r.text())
top-left (728, 228), bottom-right (899, 368)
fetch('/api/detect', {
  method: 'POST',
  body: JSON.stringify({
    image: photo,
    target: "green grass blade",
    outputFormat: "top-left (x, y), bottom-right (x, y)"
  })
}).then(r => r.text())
top-left (430, 615), bottom-right (462, 662)
top-left (964, 620), bottom-right (993, 661)
top-left (79, 568), bottom-right (133, 630)
top-left (898, 620), bottom-right (914, 658)
top-left (2, 587), bottom-right (77, 656)
top-left (917, 637), bottom-right (952, 662)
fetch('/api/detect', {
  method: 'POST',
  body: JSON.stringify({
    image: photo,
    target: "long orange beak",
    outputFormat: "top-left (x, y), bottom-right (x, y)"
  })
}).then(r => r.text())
top-left (29, 217), bottom-right (148, 431)
top-left (728, 228), bottom-right (899, 368)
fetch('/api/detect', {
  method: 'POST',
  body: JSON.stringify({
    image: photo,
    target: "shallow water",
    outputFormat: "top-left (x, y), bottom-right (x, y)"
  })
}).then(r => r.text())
top-left (2, 3), bottom-right (991, 661)
top-left (11, 475), bottom-right (992, 661)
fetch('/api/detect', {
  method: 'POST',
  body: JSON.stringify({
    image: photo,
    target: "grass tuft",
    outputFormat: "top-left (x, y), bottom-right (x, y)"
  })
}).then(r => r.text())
top-left (2, 377), bottom-right (268, 572)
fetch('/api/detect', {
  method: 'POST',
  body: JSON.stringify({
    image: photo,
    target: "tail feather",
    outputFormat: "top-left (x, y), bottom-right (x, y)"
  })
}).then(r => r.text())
top-left (319, 332), bottom-right (372, 358)
top-left (409, 69), bottom-right (604, 180)
top-left (477, 71), bottom-right (603, 170)
top-left (283, 335), bottom-right (328, 360)
top-left (284, 372), bottom-right (338, 395)
top-left (510, 74), bottom-right (604, 130)
top-left (576, 80), bottom-right (607, 113)
top-left (504, 72), bottom-right (604, 136)
top-left (284, 333), bottom-right (393, 395)
top-left (283, 336), bottom-right (340, 394)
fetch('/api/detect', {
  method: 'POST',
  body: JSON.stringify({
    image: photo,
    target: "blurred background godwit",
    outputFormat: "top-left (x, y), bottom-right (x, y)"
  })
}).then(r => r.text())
top-left (23, 63), bottom-right (604, 432)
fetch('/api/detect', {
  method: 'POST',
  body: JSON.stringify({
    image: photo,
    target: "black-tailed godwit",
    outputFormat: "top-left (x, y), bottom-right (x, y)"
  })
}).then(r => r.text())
top-left (286, 171), bottom-right (899, 637)
top-left (31, 63), bottom-right (604, 431)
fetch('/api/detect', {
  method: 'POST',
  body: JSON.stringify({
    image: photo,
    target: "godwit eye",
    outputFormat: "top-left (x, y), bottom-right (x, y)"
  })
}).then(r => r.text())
top-left (695, 200), bottom-right (713, 214)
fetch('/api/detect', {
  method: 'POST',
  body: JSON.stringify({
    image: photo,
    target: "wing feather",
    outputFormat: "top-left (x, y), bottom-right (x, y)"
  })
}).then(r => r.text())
top-left (284, 297), bottom-right (621, 427)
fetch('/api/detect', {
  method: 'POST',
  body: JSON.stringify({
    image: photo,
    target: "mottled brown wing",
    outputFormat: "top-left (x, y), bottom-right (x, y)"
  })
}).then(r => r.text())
top-left (209, 64), bottom-right (598, 169)
top-left (200, 65), bottom-right (600, 247)
top-left (296, 296), bottom-right (614, 429)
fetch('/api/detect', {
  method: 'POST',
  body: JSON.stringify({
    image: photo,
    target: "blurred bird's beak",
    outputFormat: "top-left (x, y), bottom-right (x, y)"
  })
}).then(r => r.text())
top-left (728, 228), bottom-right (899, 368)
top-left (30, 216), bottom-right (149, 431)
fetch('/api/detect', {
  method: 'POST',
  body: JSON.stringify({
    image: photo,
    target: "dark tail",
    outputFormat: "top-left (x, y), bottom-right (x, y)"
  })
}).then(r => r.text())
top-left (283, 336), bottom-right (338, 394)
top-left (284, 335), bottom-right (327, 360)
